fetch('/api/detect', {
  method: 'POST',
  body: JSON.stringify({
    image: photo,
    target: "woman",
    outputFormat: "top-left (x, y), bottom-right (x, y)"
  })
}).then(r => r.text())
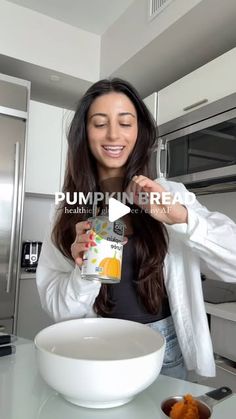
top-left (36, 78), bottom-right (236, 380)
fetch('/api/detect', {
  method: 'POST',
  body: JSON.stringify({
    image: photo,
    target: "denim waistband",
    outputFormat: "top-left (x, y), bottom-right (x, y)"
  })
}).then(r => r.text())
top-left (147, 315), bottom-right (174, 334)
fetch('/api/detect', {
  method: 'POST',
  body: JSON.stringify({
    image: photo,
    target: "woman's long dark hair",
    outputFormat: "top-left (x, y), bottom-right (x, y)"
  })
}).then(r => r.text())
top-left (52, 78), bottom-right (168, 315)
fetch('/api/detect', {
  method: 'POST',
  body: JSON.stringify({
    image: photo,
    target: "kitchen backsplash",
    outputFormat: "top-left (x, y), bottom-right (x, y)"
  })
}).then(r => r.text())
top-left (22, 195), bottom-right (54, 242)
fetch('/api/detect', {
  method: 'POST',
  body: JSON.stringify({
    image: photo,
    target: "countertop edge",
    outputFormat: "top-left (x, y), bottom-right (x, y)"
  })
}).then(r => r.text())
top-left (205, 301), bottom-right (236, 322)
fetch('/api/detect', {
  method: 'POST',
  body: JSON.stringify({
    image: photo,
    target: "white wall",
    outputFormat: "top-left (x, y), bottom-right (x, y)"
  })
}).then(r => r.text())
top-left (198, 192), bottom-right (236, 223)
top-left (0, 0), bottom-right (100, 82)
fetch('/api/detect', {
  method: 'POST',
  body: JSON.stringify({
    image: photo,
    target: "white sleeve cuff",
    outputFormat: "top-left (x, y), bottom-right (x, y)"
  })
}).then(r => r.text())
top-left (167, 207), bottom-right (208, 246)
top-left (70, 264), bottom-right (101, 297)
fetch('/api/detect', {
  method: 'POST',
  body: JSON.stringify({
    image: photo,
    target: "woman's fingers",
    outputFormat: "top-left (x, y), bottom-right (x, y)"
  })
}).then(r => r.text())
top-left (75, 256), bottom-right (83, 266)
top-left (75, 232), bottom-right (93, 244)
top-left (71, 225), bottom-right (128, 266)
top-left (71, 220), bottom-right (93, 266)
top-left (131, 175), bottom-right (166, 194)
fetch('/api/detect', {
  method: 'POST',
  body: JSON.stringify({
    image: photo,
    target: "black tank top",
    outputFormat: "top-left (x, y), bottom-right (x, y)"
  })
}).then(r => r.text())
top-left (104, 235), bottom-right (171, 324)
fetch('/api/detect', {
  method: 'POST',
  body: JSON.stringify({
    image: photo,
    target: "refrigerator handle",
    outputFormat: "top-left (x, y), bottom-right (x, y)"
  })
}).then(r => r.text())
top-left (156, 137), bottom-right (166, 178)
top-left (6, 142), bottom-right (20, 293)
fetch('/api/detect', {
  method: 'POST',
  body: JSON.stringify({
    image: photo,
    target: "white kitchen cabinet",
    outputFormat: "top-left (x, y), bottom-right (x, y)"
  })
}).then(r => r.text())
top-left (196, 302), bottom-right (236, 392)
top-left (205, 302), bottom-right (236, 362)
top-left (25, 100), bottom-right (63, 195)
top-left (60, 109), bottom-right (75, 189)
top-left (157, 47), bottom-right (236, 125)
top-left (17, 277), bottom-right (53, 340)
top-left (211, 314), bottom-right (236, 363)
top-left (143, 92), bottom-right (158, 121)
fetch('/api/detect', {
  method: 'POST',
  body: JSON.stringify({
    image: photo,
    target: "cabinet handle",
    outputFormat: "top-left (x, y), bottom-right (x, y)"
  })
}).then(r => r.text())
top-left (183, 98), bottom-right (208, 111)
top-left (6, 142), bottom-right (20, 293)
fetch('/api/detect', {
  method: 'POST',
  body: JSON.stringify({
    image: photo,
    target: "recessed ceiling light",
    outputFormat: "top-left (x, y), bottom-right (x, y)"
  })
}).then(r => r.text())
top-left (50, 75), bottom-right (60, 82)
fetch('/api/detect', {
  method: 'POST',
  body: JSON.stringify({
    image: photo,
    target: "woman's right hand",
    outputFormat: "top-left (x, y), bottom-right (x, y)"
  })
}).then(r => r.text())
top-left (71, 220), bottom-right (93, 267)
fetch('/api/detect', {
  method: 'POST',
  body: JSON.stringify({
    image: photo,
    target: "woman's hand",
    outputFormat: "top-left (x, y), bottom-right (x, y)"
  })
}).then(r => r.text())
top-left (126, 175), bottom-right (188, 225)
top-left (71, 220), bottom-right (128, 267)
top-left (71, 220), bottom-right (93, 266)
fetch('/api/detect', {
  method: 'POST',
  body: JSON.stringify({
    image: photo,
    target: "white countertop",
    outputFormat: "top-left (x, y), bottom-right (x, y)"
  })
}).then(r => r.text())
top-left (0, 337), bottom-right (236, 419)
top-left (205, 302), bottom-right (236, 322)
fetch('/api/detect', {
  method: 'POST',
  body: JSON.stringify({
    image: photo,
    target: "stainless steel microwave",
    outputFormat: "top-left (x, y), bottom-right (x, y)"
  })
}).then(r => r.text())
top-left (155, 92), bottom-right (236, 195)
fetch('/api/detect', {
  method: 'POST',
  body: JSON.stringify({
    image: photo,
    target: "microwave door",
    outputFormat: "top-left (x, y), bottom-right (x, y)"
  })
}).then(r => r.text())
top-left (188, 126), bottom-right (236, 173)
top-left (166, 136), bottom-right (188, 178)
top-left (188, 149), bottom-right (234, 169)
top-left (168, 164), bottom-right (236, 185)
top-left (165, 113), bottom-right (236, 185)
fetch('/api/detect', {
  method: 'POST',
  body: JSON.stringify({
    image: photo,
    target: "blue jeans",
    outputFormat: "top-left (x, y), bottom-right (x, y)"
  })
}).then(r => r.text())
top-left (147, 316), bottom-right (187, 380)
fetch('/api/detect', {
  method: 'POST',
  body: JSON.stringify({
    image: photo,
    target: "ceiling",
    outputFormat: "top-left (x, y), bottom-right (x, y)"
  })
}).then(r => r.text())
top-left (0, 54), bottom-right (92, 109)
top-left (1, 0), bottom-right (236, 109)
top-left (6, 0), bottom-right (134, 34)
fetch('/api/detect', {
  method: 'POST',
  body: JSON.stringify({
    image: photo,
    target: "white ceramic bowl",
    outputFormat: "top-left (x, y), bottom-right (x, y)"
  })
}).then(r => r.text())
top-left (35, 318), bottom-right (165, 409)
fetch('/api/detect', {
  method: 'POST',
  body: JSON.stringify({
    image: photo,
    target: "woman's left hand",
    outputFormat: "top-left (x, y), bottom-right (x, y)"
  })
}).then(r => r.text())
top-left (126, 175), bottom-right (188, 225)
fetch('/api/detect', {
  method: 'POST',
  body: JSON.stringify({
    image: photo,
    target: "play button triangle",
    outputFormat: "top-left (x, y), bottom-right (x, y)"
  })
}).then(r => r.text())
top-left (108, 197), bottom-right (130, 222)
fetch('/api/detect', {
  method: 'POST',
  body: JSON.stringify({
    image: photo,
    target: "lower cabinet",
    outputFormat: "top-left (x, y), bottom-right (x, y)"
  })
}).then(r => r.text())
top-left (17, 277), bottom-right (53, 340)
top-left (211, 315), bottom-right (236, 363)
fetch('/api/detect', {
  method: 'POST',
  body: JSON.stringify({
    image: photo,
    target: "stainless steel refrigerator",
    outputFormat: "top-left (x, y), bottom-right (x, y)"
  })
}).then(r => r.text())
top-left (0, 73), bottom-right (30, 334)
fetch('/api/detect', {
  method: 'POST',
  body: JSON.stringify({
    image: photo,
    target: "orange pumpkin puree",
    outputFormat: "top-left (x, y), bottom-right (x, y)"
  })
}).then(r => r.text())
top-left (170, 394), bottom-right (200, 419)
top-left (99, 252), bottom-right (121, 279)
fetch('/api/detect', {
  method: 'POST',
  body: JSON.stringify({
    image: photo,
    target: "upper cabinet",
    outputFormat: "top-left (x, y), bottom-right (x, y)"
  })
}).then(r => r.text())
top-left (25, 101), bottom-right (63, 195)
top-left (143, 92), bottom-right (158, 121)
top-left (157, 47), bottom-right (236, 126)
top-left (60, 109), bottom-right (75, 190)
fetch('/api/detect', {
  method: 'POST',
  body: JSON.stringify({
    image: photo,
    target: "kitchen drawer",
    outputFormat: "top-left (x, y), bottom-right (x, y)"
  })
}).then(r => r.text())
top-left (211, 315), bottom-right (236, 362)
top-left (157, 47), bottom-right (236, 125)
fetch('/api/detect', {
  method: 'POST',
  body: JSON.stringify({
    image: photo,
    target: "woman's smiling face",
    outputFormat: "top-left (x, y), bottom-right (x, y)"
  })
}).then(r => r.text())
top-left (87, 92), bottom-right (138, 177)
